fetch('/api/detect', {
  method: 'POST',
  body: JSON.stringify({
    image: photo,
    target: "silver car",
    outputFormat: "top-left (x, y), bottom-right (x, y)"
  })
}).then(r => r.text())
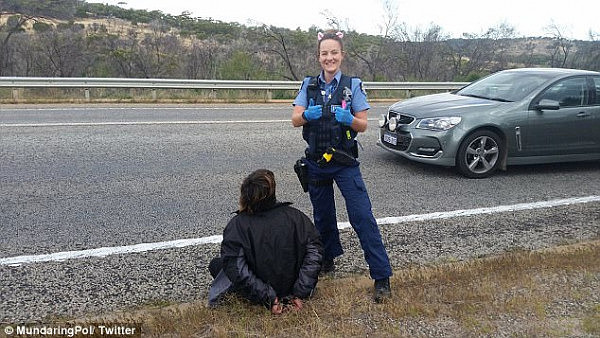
top-left (377, 68), bottom-right (600, 178)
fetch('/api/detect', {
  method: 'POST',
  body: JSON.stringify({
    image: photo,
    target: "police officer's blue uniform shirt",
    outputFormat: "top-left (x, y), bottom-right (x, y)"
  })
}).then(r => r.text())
top-left (293, 70), bottom-right (370, 113)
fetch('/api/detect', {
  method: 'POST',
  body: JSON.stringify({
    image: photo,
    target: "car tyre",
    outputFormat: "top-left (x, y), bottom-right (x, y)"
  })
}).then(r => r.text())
top-left (456, 130), bottom-right (504, 178)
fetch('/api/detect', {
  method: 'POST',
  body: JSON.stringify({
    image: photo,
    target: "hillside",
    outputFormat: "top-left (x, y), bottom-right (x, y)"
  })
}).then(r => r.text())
top-left (1, 0), bottom-right (599, 80)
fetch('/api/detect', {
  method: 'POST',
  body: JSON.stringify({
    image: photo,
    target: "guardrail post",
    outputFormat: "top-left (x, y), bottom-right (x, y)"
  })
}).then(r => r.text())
top-left (209, 89), bottom-right (217, 100)
top-left (84, 88), bottom-right (90, 101)
top-left (152, 89), bottom-right (157, 101)
top-left (12, 88), bottom-right (19, 102)
top-left (266, 89), bottom-right (272, 101)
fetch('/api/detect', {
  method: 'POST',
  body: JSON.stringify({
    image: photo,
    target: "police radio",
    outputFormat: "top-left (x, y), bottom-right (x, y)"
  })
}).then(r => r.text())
top-left (342, 86), bottom-right (352, 109)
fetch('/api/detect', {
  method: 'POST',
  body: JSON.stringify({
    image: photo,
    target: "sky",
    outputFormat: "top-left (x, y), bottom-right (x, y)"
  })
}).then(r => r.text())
top-left (86, 0), bottom-right (599, 40)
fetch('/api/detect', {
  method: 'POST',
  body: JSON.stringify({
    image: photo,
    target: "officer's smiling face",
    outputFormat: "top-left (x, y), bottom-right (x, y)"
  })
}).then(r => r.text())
top-left (318, 39), bottom-right (344, 77)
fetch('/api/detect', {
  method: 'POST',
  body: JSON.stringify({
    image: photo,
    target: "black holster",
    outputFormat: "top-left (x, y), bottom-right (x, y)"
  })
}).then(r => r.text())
top-left (294, 157), bottom-right (309, 192)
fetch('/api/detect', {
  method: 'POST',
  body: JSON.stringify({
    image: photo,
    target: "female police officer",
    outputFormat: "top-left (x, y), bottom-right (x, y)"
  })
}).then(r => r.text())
top-left (291, 30), bottom-right (392, 302)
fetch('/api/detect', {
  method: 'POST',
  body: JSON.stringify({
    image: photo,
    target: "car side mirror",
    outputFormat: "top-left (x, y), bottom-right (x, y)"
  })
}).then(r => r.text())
top-left (534, 99), bottom-right (560, 111)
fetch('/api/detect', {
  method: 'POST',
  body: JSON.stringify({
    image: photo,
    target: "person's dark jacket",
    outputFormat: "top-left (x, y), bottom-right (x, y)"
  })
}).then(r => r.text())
top-left (210, 202), bottom-right (322, 308)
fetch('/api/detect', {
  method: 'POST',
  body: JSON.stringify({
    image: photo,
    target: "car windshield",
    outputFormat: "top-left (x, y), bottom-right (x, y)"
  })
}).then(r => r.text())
top-left (456, 71), bottom-right (554, 102)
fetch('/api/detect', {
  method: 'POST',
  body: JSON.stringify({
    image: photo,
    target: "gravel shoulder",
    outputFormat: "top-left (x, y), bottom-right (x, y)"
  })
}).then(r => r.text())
top-left (1, 202), bottom-right (598, 323)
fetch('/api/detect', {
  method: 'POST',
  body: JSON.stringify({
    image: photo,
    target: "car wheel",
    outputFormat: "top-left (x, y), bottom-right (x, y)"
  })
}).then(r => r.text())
top-left (456, 130), bottom-right (503, 178)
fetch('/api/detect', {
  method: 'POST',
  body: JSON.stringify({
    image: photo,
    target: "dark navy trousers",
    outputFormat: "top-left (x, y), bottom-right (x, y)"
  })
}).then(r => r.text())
top-left (306, 159), bottom-right (392, 280)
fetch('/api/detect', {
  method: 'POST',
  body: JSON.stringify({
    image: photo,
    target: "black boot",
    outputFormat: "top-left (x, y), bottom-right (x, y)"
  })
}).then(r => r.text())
top-left (373, 277), bottom-right (391, 303)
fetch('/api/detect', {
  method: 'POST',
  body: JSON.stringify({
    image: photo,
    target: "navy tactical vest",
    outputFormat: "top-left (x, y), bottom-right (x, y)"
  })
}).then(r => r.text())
top-left (302, 75), bottom-right (358, 158)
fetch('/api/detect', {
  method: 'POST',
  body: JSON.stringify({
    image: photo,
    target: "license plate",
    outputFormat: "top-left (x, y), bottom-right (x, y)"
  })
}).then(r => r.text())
top-left (383, 132), bottom-right (397, 145)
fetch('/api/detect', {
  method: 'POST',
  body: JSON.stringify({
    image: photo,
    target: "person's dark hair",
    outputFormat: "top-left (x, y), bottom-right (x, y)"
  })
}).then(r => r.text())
top-left (317, 30), bottom-right (344, 54)
top-left (239, 169), bottom-right (277, 214)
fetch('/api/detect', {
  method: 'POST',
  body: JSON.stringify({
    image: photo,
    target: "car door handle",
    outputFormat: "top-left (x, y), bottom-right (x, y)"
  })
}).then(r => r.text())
top-left (576, 112), bottom-right (590, 117)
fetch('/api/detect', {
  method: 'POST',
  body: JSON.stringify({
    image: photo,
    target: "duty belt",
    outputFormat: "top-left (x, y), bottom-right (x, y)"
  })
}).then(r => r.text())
top-left (305, 152), bottom-right (323, 161)
top-left (306, 147), bottom-right (358, 167)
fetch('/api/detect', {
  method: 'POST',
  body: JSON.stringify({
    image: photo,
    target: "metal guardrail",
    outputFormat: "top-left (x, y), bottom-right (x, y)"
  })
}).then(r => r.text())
top-left (0, 77), bottom-right (301, 90)
top-left (0, 77), bottom-right (469, 101)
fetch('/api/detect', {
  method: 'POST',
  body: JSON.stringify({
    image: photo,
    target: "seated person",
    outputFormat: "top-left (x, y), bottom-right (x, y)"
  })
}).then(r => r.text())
top-left (208, 169), bottom-right (323, 314)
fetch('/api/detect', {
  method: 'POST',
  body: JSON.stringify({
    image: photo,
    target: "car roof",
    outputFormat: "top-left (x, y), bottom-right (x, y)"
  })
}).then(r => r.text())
top-left (501, 68), bottom-right (600, 77)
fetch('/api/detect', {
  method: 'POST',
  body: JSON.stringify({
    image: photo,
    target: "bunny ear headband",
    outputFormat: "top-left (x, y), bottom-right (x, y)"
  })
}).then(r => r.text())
top-left (317, 31), bottom-right (344, 41)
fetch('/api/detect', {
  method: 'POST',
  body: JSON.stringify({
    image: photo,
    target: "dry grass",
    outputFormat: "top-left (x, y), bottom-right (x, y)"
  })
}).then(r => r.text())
top-left (87, 240), bottom-right (600, 337)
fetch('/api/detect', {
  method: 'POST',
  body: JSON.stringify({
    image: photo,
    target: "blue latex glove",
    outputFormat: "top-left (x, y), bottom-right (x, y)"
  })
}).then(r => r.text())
top-left (334, 106), bottom-right (354, 126)
top-left (302, 98), bottom-right (322, 121)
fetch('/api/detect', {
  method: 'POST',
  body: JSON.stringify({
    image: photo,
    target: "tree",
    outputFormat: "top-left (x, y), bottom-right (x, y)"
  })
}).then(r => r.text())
top-left (131, 20), bottom-right (183, 78)
top-left (220, 50), bottom-right (265, 80)
top-left (345, 0), bottom-right (406, 81)
top-left (104, 30), bottom-right (139, 78)
top-left (400, 24), bottom-right (450, 81)
top-left (584, 31), bottom-right (600, 70)
top-left (33, 24), bottom-right (90, 76)
top-left (255, 25), bottom-right (314, 81)
top-left (448, 23), bottom-right (516, 80)
top-left (0, 14), bottom-right (32, 75)
top-left (544, 21), bottom-right (572, 68)
top-left (1, 0), bottom-right (80, 75)
top-left (2, 0), bottom-right (79, 20)
top-left (517, 39), bottom-right (539, 68)
top-left (11, 33), bottom-right (36, 75)
top-left (570, 31), bottom-right (600, 71)
top-left (184, 38), bottom-right (219, 79)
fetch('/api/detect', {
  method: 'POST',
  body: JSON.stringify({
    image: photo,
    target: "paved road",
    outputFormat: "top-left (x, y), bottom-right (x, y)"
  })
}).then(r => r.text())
top-left (1, 103), bottom-right (599, 321)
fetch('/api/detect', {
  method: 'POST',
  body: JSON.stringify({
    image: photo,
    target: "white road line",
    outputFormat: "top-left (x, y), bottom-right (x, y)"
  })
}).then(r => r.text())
top-left (0, 120), bottom-right (290, 127)
top-left (339, 195), bottom-right (600, 229)
top-left (0, 105), bottom-right (389, 112)
top-left (1, 106), bottom-right (286, 111)
top-left (0, 118), bottom-right (378, 128)
top-left (2, 195), bottom-right (598, 266)
top-left (0, 236), bottom-right (224, 267)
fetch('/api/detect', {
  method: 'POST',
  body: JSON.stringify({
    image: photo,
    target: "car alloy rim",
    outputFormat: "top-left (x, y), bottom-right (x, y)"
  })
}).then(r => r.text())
top-left (464, 135), bottom-right (499, 174)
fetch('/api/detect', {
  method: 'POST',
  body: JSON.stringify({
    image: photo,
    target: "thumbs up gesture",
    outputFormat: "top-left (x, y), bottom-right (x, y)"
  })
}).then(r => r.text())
top-left (302, 98), bottom-right (323, 121)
